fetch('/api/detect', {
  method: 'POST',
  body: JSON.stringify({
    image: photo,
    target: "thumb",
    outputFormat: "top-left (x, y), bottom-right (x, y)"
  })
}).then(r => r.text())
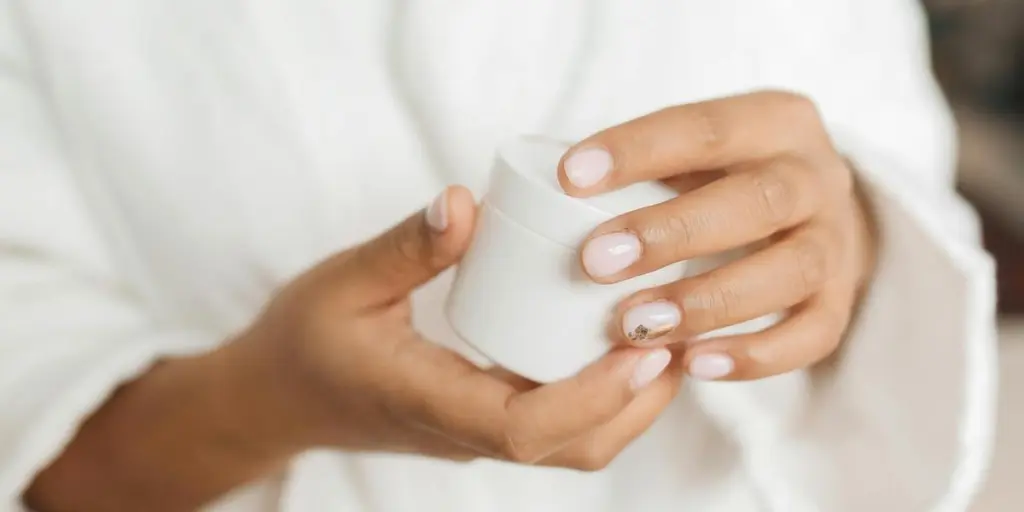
top-left (339, 186), bottom-right (477, 308)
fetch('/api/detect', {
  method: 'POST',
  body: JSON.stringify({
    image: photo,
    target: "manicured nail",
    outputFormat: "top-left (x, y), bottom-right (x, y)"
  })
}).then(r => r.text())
top-left (623, 301), bottom-right (682, 343)
top-left (582, 232), bottom-right (641, 278)
top-left (631, 349), bottom-right (672, 390)
top-left (688, 354), bottom-right (734, 380)
top-left (426, 189), bottom-right (448, 232)
top-left (563, 147), bottom-right (613, 189)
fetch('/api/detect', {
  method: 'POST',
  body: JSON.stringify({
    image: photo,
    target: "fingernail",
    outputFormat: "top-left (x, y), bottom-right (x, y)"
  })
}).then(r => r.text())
top-left (623, 301), bottom-right (682, 343)
top-left (631, 349), bottom-right (672, 390)
top-left (563, 147), bottom-right (613, 189)
top-left (688, 354), bottom-right (734, 380)
top-left (426, 189), bottom-right (448, 232)
top-left (582, 232), bottom-right (641, 278)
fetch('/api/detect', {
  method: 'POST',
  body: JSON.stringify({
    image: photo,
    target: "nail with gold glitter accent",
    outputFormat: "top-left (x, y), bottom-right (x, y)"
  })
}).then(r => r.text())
top-left (622, 301), bottom-right (681, 343)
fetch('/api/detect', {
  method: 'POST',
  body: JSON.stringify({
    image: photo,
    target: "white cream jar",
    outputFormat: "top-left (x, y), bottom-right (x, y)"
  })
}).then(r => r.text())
top-left (445, 136), bottom-right (687, 383)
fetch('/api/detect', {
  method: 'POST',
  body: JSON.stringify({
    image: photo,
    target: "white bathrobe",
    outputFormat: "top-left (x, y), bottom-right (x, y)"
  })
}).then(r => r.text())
top-left (0, 1), bottom-right (998, 511)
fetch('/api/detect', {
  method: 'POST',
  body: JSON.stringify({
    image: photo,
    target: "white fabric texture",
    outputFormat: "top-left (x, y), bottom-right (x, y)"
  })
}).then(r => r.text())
top-left (0, 1), bottom-right (997, 511)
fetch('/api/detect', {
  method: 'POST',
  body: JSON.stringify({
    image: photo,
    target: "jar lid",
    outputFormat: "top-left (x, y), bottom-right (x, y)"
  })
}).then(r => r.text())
top-left (486, 135), bottom-right (677, 248)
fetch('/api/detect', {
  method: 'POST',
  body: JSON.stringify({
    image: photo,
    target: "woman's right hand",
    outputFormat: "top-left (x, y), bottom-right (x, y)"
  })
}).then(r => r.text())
top-left (227, 186), bottom-right (682, 469)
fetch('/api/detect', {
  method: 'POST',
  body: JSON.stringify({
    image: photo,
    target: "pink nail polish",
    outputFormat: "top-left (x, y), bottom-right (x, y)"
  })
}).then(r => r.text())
top-left (563, 147), bottom-right (612, 189)
top-left (688, 354), bottom-right (734, 380)
top-left (582, 232), bottom-right (641, 278)
top-left (631, 349), bottom-right (672, 390)
top-left (426, 189), bottom-right (448, 232)
top-left (623, 301), bottom-right (682, 343)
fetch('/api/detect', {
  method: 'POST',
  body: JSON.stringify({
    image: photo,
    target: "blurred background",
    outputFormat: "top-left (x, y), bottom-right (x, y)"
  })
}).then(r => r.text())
top-left (923, 0), bottom-right (1024, 509)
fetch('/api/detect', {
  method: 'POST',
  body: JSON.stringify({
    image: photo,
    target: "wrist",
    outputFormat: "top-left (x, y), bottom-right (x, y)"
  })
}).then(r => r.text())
top-left (25, 339), bottom-right (314, 511)
top-left (202, 334), bottom-right (321, 461)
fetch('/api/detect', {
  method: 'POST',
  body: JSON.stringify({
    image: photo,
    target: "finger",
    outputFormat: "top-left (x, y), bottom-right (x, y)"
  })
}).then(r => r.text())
top-left (377, 421), bottom-right (482, 462)
top-left (558, 90), bottom-right (829, 196)
top-left (377, 336), bottom-right (522, 454)
top-left (540, 357), bottom-right (684, 471)
top-left (395, 364), bottom-right (682, 467)
top-left (680, 294), bottom-right (853, 381)
top-left (392, 340), bottom-right (673, 464)
top-left (495, 348), bottom-right (672, 461)
top-left (614, 223), bottom-right (842, 345)
top-left (579, 157), bottom-right (824, 282)
top-left (338, 186), bottom-right (477, 308)
top-left (661, 171), bottom-right (723, 195)
top-left (485, 366), bottom-right (540, 393)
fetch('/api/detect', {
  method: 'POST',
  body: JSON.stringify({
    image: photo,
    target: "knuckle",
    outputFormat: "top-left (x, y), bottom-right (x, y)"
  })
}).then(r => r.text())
top-left (656, 209), bottom-right (709, 250)
top-left (394, 223), bottom-right (430, 265)
top-left (345, 243), bottom-right (375, 276)
top-left (690, 106), bottom-right (728, 156)
top-left (791, 235), bottom-right (831, 294)
top-left (749, 167), bottom-right (798, 228)
top-left (684, 277), bottom-right (743, 330)
top-left (381, 218), bottom-right (445, 275)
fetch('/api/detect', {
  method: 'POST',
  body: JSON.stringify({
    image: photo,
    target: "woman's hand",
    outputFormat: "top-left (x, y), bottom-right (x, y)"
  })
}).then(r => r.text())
top-left (26, 187), bottom-right (683, 512)
top-left (559, 90), bottom-right (877, 381)
top-left (230, 186), bottom-right (682, 470)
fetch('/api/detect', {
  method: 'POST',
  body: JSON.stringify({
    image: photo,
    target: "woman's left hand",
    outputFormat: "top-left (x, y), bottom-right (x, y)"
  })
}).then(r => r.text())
top-left (559, 90), bottom-right (877, 381)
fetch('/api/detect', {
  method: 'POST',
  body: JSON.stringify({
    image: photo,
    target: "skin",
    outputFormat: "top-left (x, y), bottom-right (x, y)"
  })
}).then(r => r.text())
top-left (24, 90), bottom-right (875, 511)
top-left (24, 186), bottom-right (683, 512)
top-left (563, 90), bottom-right (876, 379)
